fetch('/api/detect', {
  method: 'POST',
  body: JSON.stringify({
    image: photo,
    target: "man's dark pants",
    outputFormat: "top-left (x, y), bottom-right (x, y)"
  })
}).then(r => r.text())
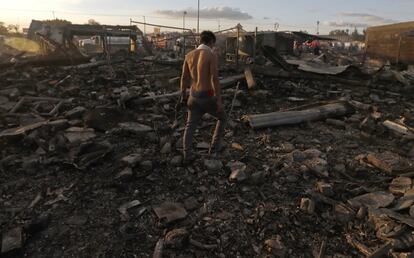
top-left (183, 95), bottom-right (226, 158)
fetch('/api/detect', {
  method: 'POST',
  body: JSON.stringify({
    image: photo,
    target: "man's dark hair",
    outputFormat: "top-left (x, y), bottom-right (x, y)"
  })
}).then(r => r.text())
top-left (200, 31), bottom-right (216, 45)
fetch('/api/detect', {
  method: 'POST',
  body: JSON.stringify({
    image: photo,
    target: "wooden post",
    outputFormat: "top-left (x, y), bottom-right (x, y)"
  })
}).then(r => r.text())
top-left (253, 27), bottom-right (258, 59)
top-left (236, 24), bottom-right (240, 69)
top-left (396, 35), bottom-right (403, 64)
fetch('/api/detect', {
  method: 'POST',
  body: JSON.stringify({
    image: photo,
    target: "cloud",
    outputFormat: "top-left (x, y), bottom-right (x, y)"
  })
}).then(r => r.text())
top-left (155, 6), bottom-right (252, 20)
top-left (339, 12), bottom-right (397, 24)
top-left (323, 21), bottom-right (369, 28)
top-left (263, 17), bottom-right (270, 20)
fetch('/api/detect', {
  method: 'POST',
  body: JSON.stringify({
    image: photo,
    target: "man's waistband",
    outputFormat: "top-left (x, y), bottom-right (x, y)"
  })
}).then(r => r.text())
top-left (191, 89), bottom-right (215, 98)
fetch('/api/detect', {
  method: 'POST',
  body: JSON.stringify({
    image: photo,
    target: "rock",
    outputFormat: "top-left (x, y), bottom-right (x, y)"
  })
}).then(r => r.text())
top-left (356, 207), bottom-right (367, 220)
top-left (196, 142), bottom-right (210, 149)
top-left (153, 202), bottom-right (188, 223)
top-left (170, 155), bottom-right (183, 166)
top-left (121, 154), bottom-right (142, 167)
top-left (183, 197), bottom-right (199, 211)
top-left (116, 167), bottom-right (133, 180)
top-left (164, 228), bottom-right (189, 249)
top-left (204, 159), bottom-right (223, 171)
top-left (264, 236), bottom-right (286, 257)
top-left (63, 127), bottom-right (96, 144)
top-left (65, 106), bottom-right (86, 119)
top-left (334, 203), bottom-right (355, 222)
top-left (229, 168), bottom-right (248, 183)
top-left (392, 197), bottom-right (414, 211)
top-left (160, 142), bottom-right (172, 154)
top-left (66, 215), bottom-right (88, 225)
top-left (117, 122), bottom-right (153, 134)
top-left (326, 118), bottom-right (346, 128)
top-left (231, 142), bottom-right (244, 151)
top-left (1, 227), bottom-right (22, 254)
top-left (348, 191), bottom-right (395, 209)
top-left (216, 211), bottom-right (235, 220)
top-left (250, 171), bottom-right (266, 185)
top-left (366, 152), bottom-right (412, 175)
top-left (302, 149), bottom-right (322, 159)
top-left (118, 200), bottom-right (141, 217)
top-left (300, 198), bottom-right (315, 214)
top-left (304, 158), bottom-right (329, 178)
top-left (140, 160), bottom-right (153, 171)
top-left (389, 177), bottom-right (412, 195)
top-left (316, 182), bottom-right (334, 196)
top-left (279, 142), bottom-right (295, 153)
top-left (410, 206), bottom-right (414, 217)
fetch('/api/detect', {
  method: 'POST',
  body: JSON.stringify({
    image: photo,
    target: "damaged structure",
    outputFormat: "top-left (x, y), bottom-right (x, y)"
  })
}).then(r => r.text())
top-left (1, 17), bottom-right (414, 258)
top-left (366, 21), bottom-right (414, 64)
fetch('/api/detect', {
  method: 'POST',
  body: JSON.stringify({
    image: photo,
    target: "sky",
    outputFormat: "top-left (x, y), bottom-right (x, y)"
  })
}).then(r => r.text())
top-left (1, 0), bottom-right (413, 34)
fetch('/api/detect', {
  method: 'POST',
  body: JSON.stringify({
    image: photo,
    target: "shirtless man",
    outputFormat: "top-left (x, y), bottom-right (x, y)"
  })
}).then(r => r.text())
top-left (180, 31), bottom-right (226, 164)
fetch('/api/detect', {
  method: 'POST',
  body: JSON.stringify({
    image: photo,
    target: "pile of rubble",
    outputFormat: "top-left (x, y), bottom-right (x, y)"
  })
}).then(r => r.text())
top-left (0, 52), bottom-right (414, 257)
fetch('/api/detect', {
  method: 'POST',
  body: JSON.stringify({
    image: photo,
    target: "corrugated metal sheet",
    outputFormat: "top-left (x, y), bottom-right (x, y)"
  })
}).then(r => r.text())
top-left (366, 21), bottom-right (414, 64)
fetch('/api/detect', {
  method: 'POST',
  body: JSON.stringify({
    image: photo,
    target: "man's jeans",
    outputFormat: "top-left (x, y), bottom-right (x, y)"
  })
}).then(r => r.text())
top-left (183, 95), bottom-right (226, 158)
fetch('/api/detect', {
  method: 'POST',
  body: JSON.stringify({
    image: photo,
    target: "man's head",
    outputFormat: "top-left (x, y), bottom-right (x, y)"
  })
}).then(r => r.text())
top-left (200, 30), bottom-right (216, 48)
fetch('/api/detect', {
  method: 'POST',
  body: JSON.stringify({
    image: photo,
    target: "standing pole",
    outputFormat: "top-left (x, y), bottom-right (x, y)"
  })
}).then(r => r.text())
top-left (236, 24), bottom-right (240, 69)
top-left (197, 0), bottom-right (200, 34)
top-left (183, 11), bottom-right (187, 58)
top-left (143, 16), bottom-right (146, 36)
top-left (317, 21), bottom-right (320, 35)
top-left (253, 27), bottom-right (258, 59)
top-left (396, 35), bottom-right (403, 64)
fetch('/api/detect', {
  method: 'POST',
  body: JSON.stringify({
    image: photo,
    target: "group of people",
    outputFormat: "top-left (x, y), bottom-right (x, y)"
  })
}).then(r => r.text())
top-left (294, 39), bottom-right (321, 56)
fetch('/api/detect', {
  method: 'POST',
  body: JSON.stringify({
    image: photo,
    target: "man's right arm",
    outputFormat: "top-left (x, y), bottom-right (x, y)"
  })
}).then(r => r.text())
top-left (180, 58), bottom-right (190, 102)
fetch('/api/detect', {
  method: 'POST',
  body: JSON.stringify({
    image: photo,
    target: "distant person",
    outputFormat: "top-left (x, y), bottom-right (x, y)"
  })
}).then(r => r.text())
top-left (180, 31), bottom-right (226, 164)
top-left (310, 40), bottom-right (321, 55)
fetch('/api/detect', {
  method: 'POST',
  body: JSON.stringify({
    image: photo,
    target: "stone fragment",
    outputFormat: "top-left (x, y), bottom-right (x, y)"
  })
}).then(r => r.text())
top-left (64, 127), bottom-right (96, 143)
top-left (164, 228), bottom-right (189, 249)
top-left (160, 142), bottom-right (172, 154)
top-left (196, 142), bottom-right (210, 149)
top-left (183, 197), bottom-right (199, 210)
top-left (204, 159), bottom-right (223, 171)
top-left (264, 236), bottom-right (286, 257)
top-left (316, 182), bottom-right (334, 196)
top-left (140, 160), bottom-right (153, 171)
top-left (229, 168), bottom-right (248, 183)
top-left (65, 106), bottom-right (86, 119)
top-left (170, 156), bottom-right (183, 166)
top-left (389, 177), bottom-right (412, 195)
top-left (367, 152), bottom-right (412, 174)
top-left (1, 227), bottom-right (22, 254)
top-left (117, 122), bottom-right (152, 134)
top-left (300, 198), bottom-right (315, 214)
top-left (116, 167), bottom-right (133, 180)
top-left (334, 203), bottom-right (355, 222)
top-left (348, 191), bottom-right (395, 209)
top-left (121, 154), bottom-right (142, 167)
top-left (153, 202), bottom-right (188, 223)
top-left (304, 158), bottom-right (329, 178)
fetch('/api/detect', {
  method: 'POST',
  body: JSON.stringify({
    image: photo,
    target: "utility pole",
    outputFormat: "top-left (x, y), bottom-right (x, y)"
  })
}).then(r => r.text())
top-left (52, 10), bottom-right (56, 19)
top-left (143, 16), bottom-right (146, 36)
top-left (197, 0), bottom-right (200, 34)
top-left (317, 20), bottom-right (320, 35)
top-left (218, 19), bottom-right (221, 32)
top-left (236, 23), bottom-right (241, 69)
top-left (183, 11), bottom-right (187, 57)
